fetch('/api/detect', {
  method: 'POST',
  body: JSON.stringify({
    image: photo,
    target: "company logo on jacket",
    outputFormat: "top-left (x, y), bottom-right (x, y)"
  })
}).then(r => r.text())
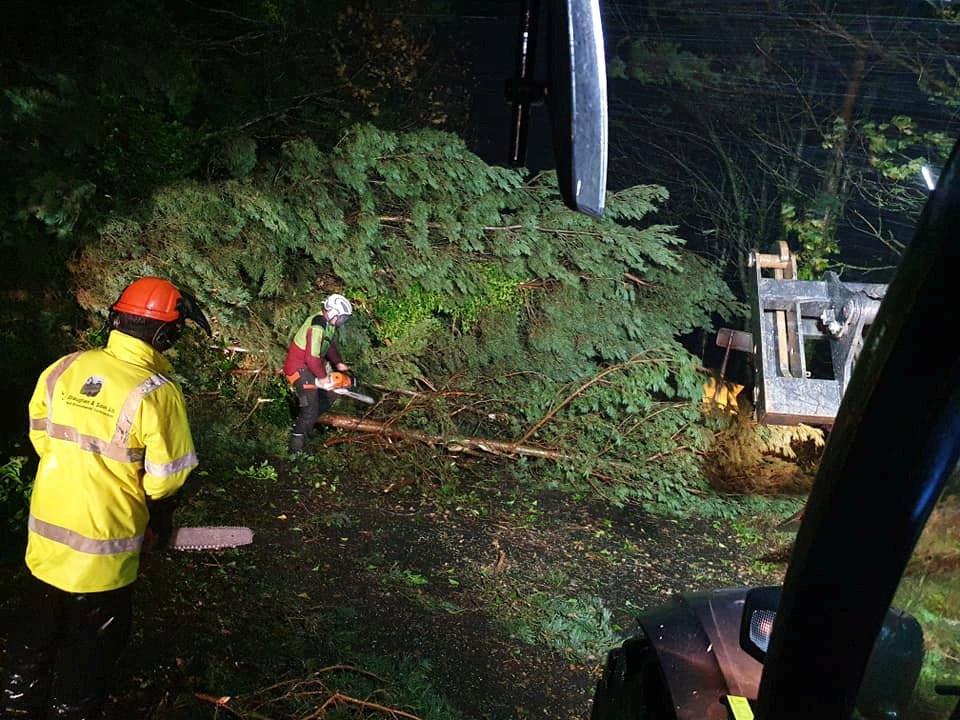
top-left (80, 376), bottom-right (105, 397)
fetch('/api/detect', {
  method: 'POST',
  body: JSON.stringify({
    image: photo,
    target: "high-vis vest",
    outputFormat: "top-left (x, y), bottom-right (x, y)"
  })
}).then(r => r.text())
top-left (26, 331), bottom-right (197, 593)
top-left (292, 313), bottom-right (332, 358)
top-left (282, 313), bottom-right (342, 379)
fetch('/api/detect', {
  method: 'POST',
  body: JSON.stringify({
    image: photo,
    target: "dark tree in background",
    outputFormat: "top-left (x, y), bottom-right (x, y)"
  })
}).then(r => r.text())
top-left (2, 1), bottom-right (744, 514)
top-left (4, 0), bottom-right (958, 461)
top-left (5, 1), bottom-right (958, 298)
top-left (0, 0), bottom-right (473, 251)
top-left (603, 0), bottom-right (960, 289)
top-left (0, 0), bottom-right (476, 443)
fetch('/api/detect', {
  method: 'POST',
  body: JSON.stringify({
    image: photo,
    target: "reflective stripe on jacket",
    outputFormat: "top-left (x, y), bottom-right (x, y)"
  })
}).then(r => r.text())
top-left (26, 331), bottom-right (197, 593)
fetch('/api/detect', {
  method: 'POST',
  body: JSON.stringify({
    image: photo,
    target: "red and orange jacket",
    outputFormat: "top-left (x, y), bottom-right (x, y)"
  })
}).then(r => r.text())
top-left (282, 312), bottom-right (344, 381)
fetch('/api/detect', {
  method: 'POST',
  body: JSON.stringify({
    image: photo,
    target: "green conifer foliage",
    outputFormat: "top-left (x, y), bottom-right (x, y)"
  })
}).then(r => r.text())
top-left (72, 124), bottom-right (740, 512)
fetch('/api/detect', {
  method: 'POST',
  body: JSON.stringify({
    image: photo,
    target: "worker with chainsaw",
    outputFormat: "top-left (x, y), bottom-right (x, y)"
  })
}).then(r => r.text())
top-left (283, 293), bottom-right (356, 453)
top-left (1, 277), bottom-right (210, 720)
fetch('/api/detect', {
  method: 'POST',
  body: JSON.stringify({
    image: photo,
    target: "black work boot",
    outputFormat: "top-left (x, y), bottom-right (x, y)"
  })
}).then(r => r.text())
top-left (288, 433), bottom-right (306, 454)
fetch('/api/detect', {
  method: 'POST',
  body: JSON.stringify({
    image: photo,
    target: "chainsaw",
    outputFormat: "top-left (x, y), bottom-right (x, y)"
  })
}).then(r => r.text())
top-left (167, 526), bottom-right (254, 551)
top-left (329, 371), bottom-right (375, 405)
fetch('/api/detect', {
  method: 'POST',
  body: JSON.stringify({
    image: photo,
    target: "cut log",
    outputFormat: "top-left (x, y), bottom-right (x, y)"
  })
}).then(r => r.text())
top-left (318, 413), bottom-right (568, 462)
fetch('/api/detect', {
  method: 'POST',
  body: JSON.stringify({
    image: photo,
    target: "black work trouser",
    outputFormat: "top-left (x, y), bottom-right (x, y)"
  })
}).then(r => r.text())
top-left (1, 575), bottom-right (133, 720)
top-left (290, 369), bottom-right (334, 437)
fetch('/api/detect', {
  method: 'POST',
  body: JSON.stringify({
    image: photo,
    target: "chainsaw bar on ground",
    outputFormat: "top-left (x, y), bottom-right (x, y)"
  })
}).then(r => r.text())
top-left (168, 526), bottom-right (254, 550)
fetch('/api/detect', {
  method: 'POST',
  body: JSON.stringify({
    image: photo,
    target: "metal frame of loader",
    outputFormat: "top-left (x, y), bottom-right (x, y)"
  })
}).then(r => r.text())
top-left (748, 241), bottom-right (887, 426)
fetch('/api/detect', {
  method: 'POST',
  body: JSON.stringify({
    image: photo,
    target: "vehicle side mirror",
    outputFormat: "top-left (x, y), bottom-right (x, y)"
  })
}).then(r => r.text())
top-left (507, 0), bottom-right (608, 217)
top-left (548, 0), bottom-right (608, 217)
top-left (739, 586), bottom-right (924, 718)
top-left (739, 586), bottom-right (780, 663)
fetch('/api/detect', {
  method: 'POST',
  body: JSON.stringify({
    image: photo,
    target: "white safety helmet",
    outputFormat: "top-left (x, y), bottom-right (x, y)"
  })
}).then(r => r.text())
top-left (323, 293), bottom-right (353, 324)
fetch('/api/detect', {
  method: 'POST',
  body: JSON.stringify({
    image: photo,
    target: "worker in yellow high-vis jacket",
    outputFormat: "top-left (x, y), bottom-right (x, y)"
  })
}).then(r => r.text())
top-left (1, 277), bottom-right (211, 720)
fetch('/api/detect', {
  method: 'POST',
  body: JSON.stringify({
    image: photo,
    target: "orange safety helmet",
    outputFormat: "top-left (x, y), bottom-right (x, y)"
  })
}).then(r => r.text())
top-left (110, 277), bottom-right (212, 350)
top-left (111, 277), bottom-right (183, 322)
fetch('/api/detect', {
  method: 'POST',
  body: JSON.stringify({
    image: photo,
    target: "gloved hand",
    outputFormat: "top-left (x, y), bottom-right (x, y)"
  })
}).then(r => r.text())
top-left (143, 526), bottom-right (159, 552)
top-left (146, 495), bottom-right (179, 550)
top-left (317, 375), bottom-right (335, 391)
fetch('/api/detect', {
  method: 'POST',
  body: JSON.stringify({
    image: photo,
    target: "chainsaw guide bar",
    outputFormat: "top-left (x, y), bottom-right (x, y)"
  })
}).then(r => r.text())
top-left (333, 387), bottom-right (376, 404)
top-left (168, 526), bottom-right (254, 551)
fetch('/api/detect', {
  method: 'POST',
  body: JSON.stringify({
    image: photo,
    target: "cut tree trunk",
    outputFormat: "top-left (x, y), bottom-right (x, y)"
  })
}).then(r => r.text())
top-left (319, 413), bottom-right (568, 461)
